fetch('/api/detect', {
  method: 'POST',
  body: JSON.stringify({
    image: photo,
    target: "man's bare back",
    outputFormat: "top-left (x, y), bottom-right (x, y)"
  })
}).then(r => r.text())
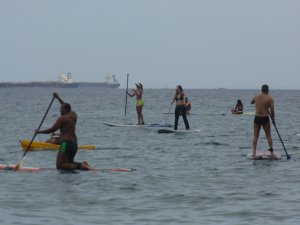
top-left (251, 93), bottom-right (274, 117)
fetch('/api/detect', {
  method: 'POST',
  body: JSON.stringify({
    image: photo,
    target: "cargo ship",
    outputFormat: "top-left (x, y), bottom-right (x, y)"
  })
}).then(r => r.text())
top-left (0, 72), bottom-right (78, 88)
top-left (77, 74), bottom-right (120, 88)
top-left (0, 73), bottom-right (120, 88)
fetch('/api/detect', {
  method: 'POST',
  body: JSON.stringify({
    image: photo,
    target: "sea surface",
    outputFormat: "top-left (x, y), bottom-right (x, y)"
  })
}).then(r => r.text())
top-left (0, 87), bottom-right (299, 225)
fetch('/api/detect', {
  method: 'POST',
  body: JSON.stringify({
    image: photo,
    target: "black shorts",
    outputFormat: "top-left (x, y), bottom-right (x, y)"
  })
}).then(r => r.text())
top-left (60, 141), bottom-right (78, 163)
top-left (254, 116), bottom-right (270, 125)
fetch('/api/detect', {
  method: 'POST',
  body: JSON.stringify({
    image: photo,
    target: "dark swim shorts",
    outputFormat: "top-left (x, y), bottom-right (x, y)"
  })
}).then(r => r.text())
top-left (60, 141), bottom-right (78, 162)
top-left (254, 116), bottom-right (270, 125)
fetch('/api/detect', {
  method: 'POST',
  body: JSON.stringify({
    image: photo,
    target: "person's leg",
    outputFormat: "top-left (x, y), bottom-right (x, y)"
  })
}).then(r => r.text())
top-left (174, 108), bottom-right (180, 130)
top-left (136, 106), bottom-right (140, 124)
top-left (263, 122), bottom-right (273, 154)
top-left (252, 123), bottom-right (261, 157)
top-left (57, 141), bottom-right (91, 170)
top-left (140, 106), bottom-right (144, 124)
top-left (136, 106), bottom-right (144, 124)
top-left (181, 109), bottom-right (190, 130)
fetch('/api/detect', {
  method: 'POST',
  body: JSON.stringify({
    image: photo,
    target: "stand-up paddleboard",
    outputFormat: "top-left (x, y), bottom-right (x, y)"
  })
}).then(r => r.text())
top-left (103, 122), bottom-right (143, 127)
top-left (243, 112), bottom-right (255, 115)
top-left (231, 111), bottom-right (254, 115)
top-left (103, 122), bottom-right (172, 128)
top-left (162, 112), bottom-right (197, 115)
top-left (0, 164), bottom-right (136, 172)
top-left (158, 128), bottom-right (201, 134)
top-left (0, 164), bottom-right (43, 172)
top-left (246, 150), bottom-right (281, 160)
top-left (147, 123), bottom-right (172, 128)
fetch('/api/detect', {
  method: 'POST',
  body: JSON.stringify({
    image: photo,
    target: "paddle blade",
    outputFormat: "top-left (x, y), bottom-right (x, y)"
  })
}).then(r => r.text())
top-left (287, 154), bottom-right (291, 160)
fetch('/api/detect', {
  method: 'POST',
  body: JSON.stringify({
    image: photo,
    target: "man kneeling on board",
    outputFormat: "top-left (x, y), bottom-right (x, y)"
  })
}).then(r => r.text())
top-left (35, 93), bottom-right (91, 170)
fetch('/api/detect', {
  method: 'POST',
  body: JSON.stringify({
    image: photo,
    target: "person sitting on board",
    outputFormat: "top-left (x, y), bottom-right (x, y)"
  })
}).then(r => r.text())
top-left (184, 97), bottom-right (192, 114)
top-left (231, 99), bottom-right (243, 114)
top-left (45, 132), bottom-right (61, 144)
top-left (127, 82), bottom-right (145, 125)
top-left (251, 84), bottom-right (275, 158)
top-left (172, 85), bottom-right (190, 130)
top-left (35, 93), bottom-right (91, 170)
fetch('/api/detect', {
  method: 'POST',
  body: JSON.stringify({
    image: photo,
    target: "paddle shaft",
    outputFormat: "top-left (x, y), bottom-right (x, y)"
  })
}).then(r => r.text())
top-left (271, 120), bottom-right (291, 160)
top-left (165, 102), bottom-right (173, 126)
top-left (125, 73), bottom-right (129, 116)
top-left (21, 96), bottom-right (55, 158)
top-left (268, 111), bottom-right (291, 160)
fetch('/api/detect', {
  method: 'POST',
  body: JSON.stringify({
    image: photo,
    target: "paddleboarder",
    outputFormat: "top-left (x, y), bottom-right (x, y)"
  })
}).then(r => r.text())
top-left (172, 85), bottom-right (190, 130)
top-left (35, 93), bottom-right (91, 170)
top-left (127, 82), bottom-right (145, 125)
top-left (231, 99), bottom-right (243, 114)
top-left (251, 84), bottom-right (275, 157)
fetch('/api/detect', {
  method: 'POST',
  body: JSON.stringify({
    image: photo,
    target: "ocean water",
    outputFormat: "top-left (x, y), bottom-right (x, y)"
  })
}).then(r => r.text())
top-left (0, 87), bottom-right (299, 225)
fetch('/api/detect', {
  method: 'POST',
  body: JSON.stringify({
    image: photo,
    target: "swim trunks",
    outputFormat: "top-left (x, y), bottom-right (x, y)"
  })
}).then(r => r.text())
top-left (254, 116), bottom-right (270, 125)
top-left (136, 99), bottom-right (144, 106)
top-left (60, 141), bottom-right (78, 162)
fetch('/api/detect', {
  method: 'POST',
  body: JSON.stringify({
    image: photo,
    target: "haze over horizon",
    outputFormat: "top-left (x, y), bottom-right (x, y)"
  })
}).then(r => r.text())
top-left (1, 0), bottom-right (299, 89)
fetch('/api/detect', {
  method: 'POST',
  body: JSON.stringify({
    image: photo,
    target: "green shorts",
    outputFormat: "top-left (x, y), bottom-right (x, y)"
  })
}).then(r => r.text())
top-left (60, 141), bottom-right (78, 162)
top-left (136, 99), bottom-right (144, 106)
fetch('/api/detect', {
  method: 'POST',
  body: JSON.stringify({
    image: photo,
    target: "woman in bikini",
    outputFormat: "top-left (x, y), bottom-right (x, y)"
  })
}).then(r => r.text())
top-left (172, 85), bottom-right (190, 130)
top-left (231, 99), bottom-right (243, 114)
top-left (127, 82), bottom-right (145, 125)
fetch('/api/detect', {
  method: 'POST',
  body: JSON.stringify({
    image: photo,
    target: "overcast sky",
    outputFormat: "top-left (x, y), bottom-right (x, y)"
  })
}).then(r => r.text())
top-left (0, 0), bottom-right (299, 89)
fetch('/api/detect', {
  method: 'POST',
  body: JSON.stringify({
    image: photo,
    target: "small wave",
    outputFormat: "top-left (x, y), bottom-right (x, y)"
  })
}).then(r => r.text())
top-left (202, 141), bottom-right (229, 146)
top-left (95, 147), bottom-right (131, 150)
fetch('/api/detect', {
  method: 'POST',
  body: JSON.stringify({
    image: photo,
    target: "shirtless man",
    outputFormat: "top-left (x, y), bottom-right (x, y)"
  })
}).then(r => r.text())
top-left (127, 83), bottom-right (145, 125)
top-left (35, 93), bottom-right (91, 170)
top-left (251, 84), bottom-right (275, 157)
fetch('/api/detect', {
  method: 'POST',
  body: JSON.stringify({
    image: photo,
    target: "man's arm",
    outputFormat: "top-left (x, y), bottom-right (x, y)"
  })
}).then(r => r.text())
top-left (269, 98), bottom-right (275, 123)
top-left (35, 117), bottom-right (62, 134)
top-left (250, 96), bottom-right (255, 104)
top-left (54, 93), bottom-right (64, 105)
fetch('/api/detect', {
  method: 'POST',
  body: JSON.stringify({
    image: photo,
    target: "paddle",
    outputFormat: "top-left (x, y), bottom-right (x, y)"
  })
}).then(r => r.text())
top-left (15, 96), bottom-right (55, 170)
top-left (124, 73), bottom-right (129, 118)
top-left (269, 112), bottom-right (291, 160)
top-left (164, 102), bottom-right (173, 126)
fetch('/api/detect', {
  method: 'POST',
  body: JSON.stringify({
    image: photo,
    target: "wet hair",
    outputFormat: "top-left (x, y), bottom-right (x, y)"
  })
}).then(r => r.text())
top-left (138, 82), bottom-right (143, 90)
top-left (237, 99), bottom-right (243, 105)
top-left (177, 85), bottom-right (183, 92)
top-left (62, 103), bottom-right (71, 112)
top-left (135, 83), bottom-right (143, 90)
top-left (261, 84), bottom-right (269, 94)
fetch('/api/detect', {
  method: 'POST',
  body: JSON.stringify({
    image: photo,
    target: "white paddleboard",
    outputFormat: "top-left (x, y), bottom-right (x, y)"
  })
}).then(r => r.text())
top-left (147, 123), bottom-right (172, 128)
top-left (158, 128), bottom-right (201, 134)
top-left (243, 112), bottom-right (255, 115)
top-left (246, 150), bottom-right (281, 160)
top-left (231, 111), bottom-right (254, 115)
top-left (103, 122), bottom-right (143, 127)
top-left (0, 164), bottom-right (136, 172)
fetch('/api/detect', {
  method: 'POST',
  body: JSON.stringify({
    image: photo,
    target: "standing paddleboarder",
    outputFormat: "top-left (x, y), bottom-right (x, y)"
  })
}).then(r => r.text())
top-left (172, 85), bottom-right (190, 130)
top-left (127, 82), bottom-right (145, 125)
top-left (251, 84), bottom-right (275, 158)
